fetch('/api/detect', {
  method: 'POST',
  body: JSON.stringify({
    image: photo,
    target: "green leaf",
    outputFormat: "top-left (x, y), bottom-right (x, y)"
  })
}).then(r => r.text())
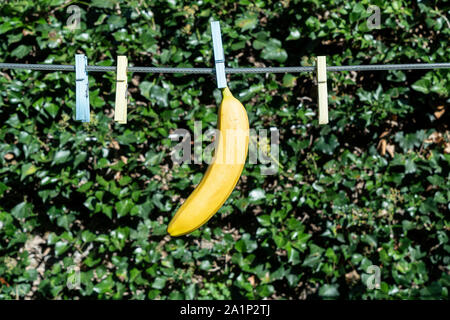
top-left (152, 193), bottom-right (171, 212)
top-left (287, 245), bottom-right (301, 265)
top-left (115, 200), bottom-right (134, 218)
top-left (93, 276), bottom-right (115, 294)
top-left (91, 0), bottom-right (116, 9)
top-left (0, 182), bottom-right (8, 196)
top-left (319, 284), bottom-right (340, 298)
top-left (350, 3), bottom-right (365, 23)
top-left (55, 241), bottom-right (70, 256)
top-left (419, 197), bottom-right (439, 215)
top-left (249, 188), bottom-right (266, 202)
top-left (57, 214), bottom-right (75, 230)
top-left (260, 39), bottom-right (288, 63)
top-left (256, 215), bottom-right (271, 227)
top-left (314, 135), bottom-right (339, 155)
top-left (235, 13), bottom-right (258, 31)
top-left (405, 158), bottom-right (416, 174)
top-left (140, 82), bottom-right (169, 107)
top-left (11, 45), bottom-right (32, 59)
top-left (44, 103), bottom-right (59, 118)
top-left (74, 152), bottom-right (87, 168)
top-left (282, 74), bottom-right (297, 87)
top-left (118, 176), bottom-right (132, 186)
top-left (21, 163), bottom-right (38, 180)
top-left (185, 284), bottom-right (196, 300)
top-left (286, 28), bottom-right (301, 40)
top-left (117, 133), bottom-right (138, 145)
top-left (302, 254), bottom-right (321, 268)
top-left (235, 233), bottom-right (257, 253)
top-left (11, 202), bottom-right (32, 219)
top-left (53, 150), bottom-right (71, 165)
top-left (256, 284), bottom-right (275, 297)
top-left (412, 78), bottom-right (431, 94)
top-left (82, 230), bottom-right (96, 242)
top-left (152, 277), bottom-right (167, 290)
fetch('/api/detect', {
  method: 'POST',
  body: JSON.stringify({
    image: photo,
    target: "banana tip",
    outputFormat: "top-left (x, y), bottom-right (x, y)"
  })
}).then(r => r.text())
top-left (167, 225), bottom-right (183, 237)
top-left (167, 225), bottom-right (176, 237)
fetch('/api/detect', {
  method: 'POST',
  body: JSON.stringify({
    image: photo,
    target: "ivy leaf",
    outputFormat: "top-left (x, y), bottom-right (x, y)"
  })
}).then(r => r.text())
top-left (11, 201), bottom-right (33, 219)
top-left (54, 241), bottom-right (70, 256)
top-left (52, 150), bottom-right (71, 165)
top-left (0, 182), bottom-right (8, 196)
top-left (319, 284), bottom-right (340, 298)
top-left (57, 214), bottom-right (75, 230)
top-left (152, 277), bottom-right (166, 290)
top-left (283, 74), bottom-right (297, 87)
top-left (185, 284), bottom-right (196, 300)
top-left (235, 13), bottom-right (258, 31)
top-left (261, 39), bottom-right (287, 63)
top-left (249, 188), bottom-right (265, 202)
top-left (405, 158), bottom-right (416, 174)
top-left (256, 215), bottom-right (271, 227)
top-left (91, 0), bottom-right (116, 9)
top-left (11, 45), bottom-right (32, 58)
top-left (140, 82), bottom-right (169, 107)
top-left (286, 28), bottom-right (301, 40)
top-left (235, 233), bottom-right (257, 253)
top-left (412, 78), bottom-right (431, 94)
top-left (314, 135), bottom-right (339, 155)
top-left (21, 163), bottom-right (38, 180)
top-left (115, 200), bottom-right (134, 218)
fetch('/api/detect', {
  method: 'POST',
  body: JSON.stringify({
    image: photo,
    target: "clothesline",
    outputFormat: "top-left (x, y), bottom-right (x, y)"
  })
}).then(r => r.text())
top-left (0, 62), bottom-right (449, 74)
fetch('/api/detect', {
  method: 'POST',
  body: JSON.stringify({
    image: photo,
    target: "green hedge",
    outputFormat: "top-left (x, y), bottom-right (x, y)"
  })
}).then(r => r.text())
top-left (0, 0), bottom-right (449, 299)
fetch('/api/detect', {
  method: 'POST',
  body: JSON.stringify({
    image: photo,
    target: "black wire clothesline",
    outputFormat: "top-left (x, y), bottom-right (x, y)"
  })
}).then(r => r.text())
top-left (0, 62), bottom-right (449, 73)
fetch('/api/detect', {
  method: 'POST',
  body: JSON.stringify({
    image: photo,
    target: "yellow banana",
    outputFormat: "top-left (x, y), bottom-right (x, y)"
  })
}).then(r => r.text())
top-left (167, 87), bottom-right (249, 236)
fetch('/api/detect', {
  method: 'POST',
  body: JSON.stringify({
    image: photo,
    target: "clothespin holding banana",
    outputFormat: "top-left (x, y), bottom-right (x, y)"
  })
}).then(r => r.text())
top-left (317, 56), bottom-right (328, 125)
top-left (211, 21), bottom-right (227, 89)
top-left (114, 56), bottom-right (128, 124)
top-left (75, 54), bottom-right (90, 122)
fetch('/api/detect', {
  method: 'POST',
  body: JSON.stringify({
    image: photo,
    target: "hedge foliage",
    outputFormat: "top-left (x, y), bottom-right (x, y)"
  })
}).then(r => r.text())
top-left (0, 0), bottom-right (449, 299)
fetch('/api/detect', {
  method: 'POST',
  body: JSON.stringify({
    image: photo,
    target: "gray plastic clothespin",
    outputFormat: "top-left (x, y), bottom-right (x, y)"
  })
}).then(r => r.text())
top-left (211, 21), bottom-right (227, 88)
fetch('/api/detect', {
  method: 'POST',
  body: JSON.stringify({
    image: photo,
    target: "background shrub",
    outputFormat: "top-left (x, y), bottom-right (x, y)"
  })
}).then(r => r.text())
top-left (0, 0), bottom-right (449, 299)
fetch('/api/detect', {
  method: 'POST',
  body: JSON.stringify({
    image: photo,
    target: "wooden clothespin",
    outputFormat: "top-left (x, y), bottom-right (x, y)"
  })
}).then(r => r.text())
top-left (211, 21), bottom-right (227, 88)
top-left (75, 54), bottom-right (90, 122)
top-left (317, 56), bottom-right (328, 125)
top-left (114, 56), bottom-right (128, 124)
